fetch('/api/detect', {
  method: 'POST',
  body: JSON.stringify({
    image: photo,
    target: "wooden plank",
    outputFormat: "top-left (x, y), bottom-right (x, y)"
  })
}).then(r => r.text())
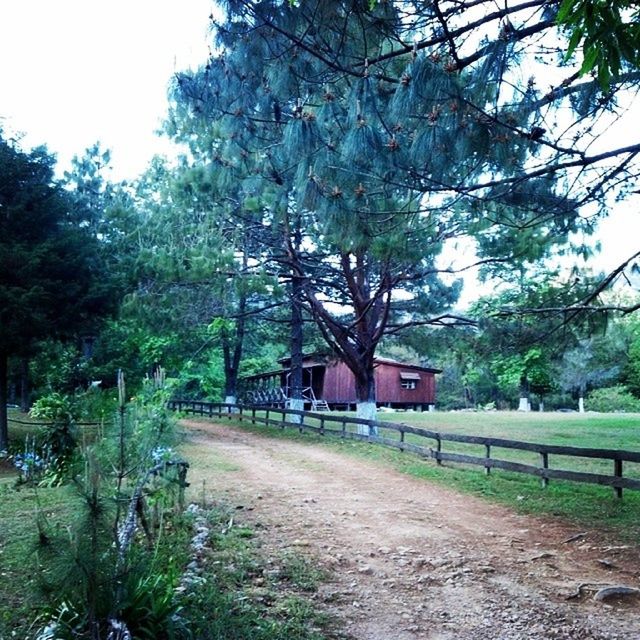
top-left (614, 459), bottom-right (623, 499)
top-left (540, 452), bottom-right (549, 488)
top-left (400, 441), bottom-right (430, 457)
top-left (433, 451), bottom-right (640, 490)
top-left (434, 432), bottom-right (640, 462)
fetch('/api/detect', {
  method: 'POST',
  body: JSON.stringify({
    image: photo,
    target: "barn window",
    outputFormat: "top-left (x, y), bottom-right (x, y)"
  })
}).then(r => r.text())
top-left (399, 371), bottom-right (420, 390)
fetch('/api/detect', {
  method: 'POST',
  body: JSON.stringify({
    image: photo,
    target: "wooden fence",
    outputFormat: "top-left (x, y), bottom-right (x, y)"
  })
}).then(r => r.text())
top-left (168, 400), bottom-right (640, 499)
top-left (8, 417), bottom-right (101, 428)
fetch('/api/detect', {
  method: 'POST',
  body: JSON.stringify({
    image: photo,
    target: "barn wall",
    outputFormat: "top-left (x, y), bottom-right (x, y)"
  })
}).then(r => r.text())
top-left (374, 363), bottom-right (435, 404)
top-left (322, 362), bottom-right (356, 403)
top-left (321, 361), bottom-right (436, 405)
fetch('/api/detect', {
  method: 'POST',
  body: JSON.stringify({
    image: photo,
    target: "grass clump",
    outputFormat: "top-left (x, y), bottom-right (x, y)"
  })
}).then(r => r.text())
top-left (177, 504), bottom-right (332, 640)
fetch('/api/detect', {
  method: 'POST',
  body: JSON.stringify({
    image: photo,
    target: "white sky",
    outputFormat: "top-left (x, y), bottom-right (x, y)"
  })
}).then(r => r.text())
top-left (0, 0), bottom-right (637, 300)
top-left (0, 0), bottom-right (212, 181)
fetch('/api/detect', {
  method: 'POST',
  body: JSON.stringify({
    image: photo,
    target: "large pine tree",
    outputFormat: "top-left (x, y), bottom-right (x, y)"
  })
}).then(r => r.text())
top-left (0, 135), bottom-right (113, 449)
top-left (170, 0), bottom-right (640, 422)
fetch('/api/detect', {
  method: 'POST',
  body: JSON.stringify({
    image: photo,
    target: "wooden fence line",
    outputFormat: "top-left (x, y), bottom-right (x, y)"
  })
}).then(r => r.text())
top-left (8, 417), bottom-right (101, 427)
top-left (168, 400), bottom-right (640, 498)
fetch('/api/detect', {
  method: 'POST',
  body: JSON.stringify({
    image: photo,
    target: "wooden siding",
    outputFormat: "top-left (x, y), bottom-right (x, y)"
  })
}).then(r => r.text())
top-left (322, 361), bottom-right (437, 405)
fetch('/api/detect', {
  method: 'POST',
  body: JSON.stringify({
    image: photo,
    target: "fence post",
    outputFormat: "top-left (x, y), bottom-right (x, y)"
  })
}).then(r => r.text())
top-left (265, 408), bottom-right (270, 426)
top-left (614, 459), bottom-right (623, 499)
top-left (299, 410), bottom-right (304, 434)
top-left (208, 403), bottom-right (213, 418)
top-left (484, 444), bottom-right (491, 475)
top-left (320, 416), bottom-right (325, 436)
top-left (435, 435), bottom-right (442, 465)
top-left (540, 452), bottom-right (549, 488)
top-left (341, 418), bottom-right (347, 439)
top-left (399, 429), bottom-right (405, 452)
top-left (239, 405), bottom-right (244, 421)
top-left (251, 407), bottom-right (256, 426)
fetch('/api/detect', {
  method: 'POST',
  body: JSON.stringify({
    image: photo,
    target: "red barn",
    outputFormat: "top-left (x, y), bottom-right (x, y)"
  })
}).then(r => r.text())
top-left (242, 355), bottom-right (441, 411)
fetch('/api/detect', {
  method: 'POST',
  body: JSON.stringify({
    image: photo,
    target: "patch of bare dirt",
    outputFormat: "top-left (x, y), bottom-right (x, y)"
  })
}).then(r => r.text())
top-left (182, 419), bottom-right (640, 640)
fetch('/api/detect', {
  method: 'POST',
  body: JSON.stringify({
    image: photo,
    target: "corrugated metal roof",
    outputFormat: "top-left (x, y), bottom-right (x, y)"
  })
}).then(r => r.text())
top-left (399, 371), bottom-right (421, 380)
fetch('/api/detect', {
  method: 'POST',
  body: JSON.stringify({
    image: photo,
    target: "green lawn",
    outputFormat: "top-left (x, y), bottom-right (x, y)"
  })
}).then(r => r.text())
top-left (375, 409), bottom-right (640, 449)
top-left (0, 480), bottom-right (81, 637)
top-left (371, 410), bottom-right (640, 479)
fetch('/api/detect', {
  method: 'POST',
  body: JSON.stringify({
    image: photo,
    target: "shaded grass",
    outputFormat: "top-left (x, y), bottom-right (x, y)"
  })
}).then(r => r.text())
top-left (184, 414), bottom-right (640, 541)
top-left (0, 438), bottom-right (335, 640)
top-left (0, 480), bottom-right (82, 638)
top-left (170, 504), bottom-right (334, 640)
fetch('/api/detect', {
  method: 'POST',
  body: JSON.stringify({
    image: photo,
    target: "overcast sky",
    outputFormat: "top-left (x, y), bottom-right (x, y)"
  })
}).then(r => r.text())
top-left (0, 1), bottom-right (637, 284)
top-left (0, 0), bottom-right (212, 180)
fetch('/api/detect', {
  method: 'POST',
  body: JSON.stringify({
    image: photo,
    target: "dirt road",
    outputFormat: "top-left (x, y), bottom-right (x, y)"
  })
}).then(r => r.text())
top-left (182, 419), bottom-right (640, 640)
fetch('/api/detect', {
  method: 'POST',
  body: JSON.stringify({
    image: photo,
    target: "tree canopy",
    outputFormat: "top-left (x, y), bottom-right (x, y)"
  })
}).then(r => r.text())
top-left (167, 0), bottom-right (640, 419)
top-left (0, 133), bottom-right (115, 448)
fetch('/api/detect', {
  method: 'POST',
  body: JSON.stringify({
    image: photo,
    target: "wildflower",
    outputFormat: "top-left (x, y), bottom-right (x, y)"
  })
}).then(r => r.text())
top-left (151, 446), bottom-right (175, 464)
top-left (14, 452), bottom-right (44, 474)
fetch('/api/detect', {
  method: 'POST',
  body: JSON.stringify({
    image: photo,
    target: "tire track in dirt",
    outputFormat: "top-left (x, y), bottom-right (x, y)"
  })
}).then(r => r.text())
top-left (182, 419), bottom-right (640, 640)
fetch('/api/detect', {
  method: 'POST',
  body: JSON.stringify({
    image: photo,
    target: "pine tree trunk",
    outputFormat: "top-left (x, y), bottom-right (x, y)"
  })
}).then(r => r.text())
top-left (355, 370), bottom-right (377, 434)
top-left (289, 273), bottom-right (304, 423)
top-left (223, 363), bottom-right (238, 409)
top-left (0, 351), bottom-right (8, 453)
top-left (19, 357), bottom-right (29, 412)
top-left (221, 251), bottom-right (249, 413)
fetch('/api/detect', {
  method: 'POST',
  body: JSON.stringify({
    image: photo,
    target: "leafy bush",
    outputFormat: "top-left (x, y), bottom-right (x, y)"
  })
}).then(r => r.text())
top-left (30, 392), bottom-right (78, 424)
top-left (30, 393), bottom-right (79, 475)
top-left (585, 385), bottom-right (640, 413)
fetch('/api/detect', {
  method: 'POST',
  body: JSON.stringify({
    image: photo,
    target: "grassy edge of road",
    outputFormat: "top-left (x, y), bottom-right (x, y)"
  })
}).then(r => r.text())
top-left (183, 416), bottom-right (640, 542)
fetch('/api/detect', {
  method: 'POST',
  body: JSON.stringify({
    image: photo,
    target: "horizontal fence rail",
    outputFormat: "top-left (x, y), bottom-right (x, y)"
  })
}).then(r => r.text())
top-left (168, 400), bottom-right (640, 498)
top-left (8, 417), bottom-right (101, 427)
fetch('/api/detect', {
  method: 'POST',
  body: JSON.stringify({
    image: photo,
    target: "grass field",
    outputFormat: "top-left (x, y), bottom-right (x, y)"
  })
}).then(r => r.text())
top-left (369, 410), bottom-right (640, 479)
top-left (375, 409), bottom-right (640, 449)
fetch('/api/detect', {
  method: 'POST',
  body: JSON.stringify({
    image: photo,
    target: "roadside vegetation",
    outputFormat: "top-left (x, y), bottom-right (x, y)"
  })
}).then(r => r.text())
top-left (0, 391), bottom-right (335, 640)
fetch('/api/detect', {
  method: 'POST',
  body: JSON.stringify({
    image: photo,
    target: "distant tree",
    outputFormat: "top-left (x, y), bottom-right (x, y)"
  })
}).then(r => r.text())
top-left (0, 134), bottom-right (114, 449)
top-left (130, 157), bottom-right (280, 403)
top-left (559, 338), bottom-right (620, 412)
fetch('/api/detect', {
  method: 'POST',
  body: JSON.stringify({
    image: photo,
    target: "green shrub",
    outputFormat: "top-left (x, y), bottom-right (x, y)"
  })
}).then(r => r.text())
top-left (30, 393), bottom-right (79, 475)
top-left (585, 385), bottom-right (640, 413)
